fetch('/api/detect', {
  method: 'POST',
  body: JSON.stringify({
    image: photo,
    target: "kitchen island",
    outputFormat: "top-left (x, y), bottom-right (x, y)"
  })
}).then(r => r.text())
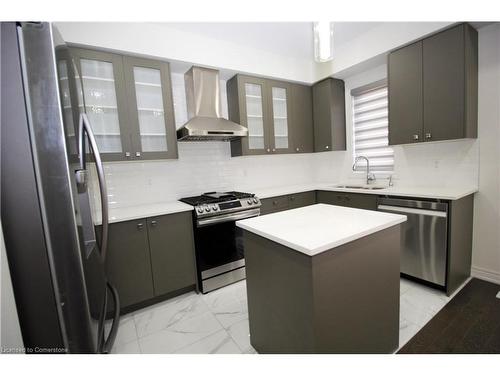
top-left (236, 203), bottom-right (407, 354)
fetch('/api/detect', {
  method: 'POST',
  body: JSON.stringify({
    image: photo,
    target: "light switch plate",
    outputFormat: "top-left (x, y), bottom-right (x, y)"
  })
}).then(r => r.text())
top-left (496, 291), bottom-right (500, 299)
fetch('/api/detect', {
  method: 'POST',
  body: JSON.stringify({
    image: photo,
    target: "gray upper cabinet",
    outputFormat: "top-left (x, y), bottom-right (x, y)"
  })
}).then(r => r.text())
top-left (291, 84), bottom-right (314, 153)
top-left (147, 212), bottom-right (196, 296)
top-left (123, 56), bottom-right (178, 160)
top-left (70, 47), bottom-right (178, 161)
top-left (388, 23), bottom-right (477, 145)
top-left (268, 80), bottom-right (294, 154)
top-left (228, 75), bottom-right (313, 156)
top-left (228, 75), bottom-right (271, 156)
top-left (388, 41), bottom-right (423, 145)
top-left (312, 78), bottom-right (346, 152)
top-left (71, 48), bottom-right (131, 161)
top-left (423, 24), bottom-right (478, 142)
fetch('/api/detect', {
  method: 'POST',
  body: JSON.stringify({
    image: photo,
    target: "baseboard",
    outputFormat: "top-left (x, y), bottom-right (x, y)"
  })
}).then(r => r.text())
top-left (471, 266), bottom-right (500, 285)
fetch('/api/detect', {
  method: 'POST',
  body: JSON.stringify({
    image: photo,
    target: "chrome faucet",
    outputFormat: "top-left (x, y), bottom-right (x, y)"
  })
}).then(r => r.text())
top-left (352, 156), bottom-right (376, 185)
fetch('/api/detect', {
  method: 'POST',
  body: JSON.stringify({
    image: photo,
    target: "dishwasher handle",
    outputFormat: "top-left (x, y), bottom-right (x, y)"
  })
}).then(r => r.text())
top-left (378, 204), bottom-right (447, 218)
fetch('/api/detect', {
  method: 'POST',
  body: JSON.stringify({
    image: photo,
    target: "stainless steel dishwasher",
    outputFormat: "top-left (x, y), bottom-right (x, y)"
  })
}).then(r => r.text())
top-left (377, 197), bottom-right (448, 286)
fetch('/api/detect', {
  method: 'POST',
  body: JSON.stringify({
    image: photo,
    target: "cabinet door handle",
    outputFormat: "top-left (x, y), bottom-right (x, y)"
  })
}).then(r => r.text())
top-left (151, 220), bottom-right (157, 227)
top-left (136, 151), bottom-right (141, 157)
top-left (290, 196), bottom-right (295, 201)
top-left (125, 152), bottom-right (131, 157)
top-left (273, 200), bottom-right (278, 205)
top-left (266, 148), bottom-right (270, 153)
top-left (425, 133), bottom-right (432, 140)
top-left (137, 223), bottom-right (144, 230)
top-left (325, 145), bottom-right (330, 149)
top-left (272, 148), bottom-right (276, 153)
top-left (412, 134), bottom-right (419, 141)
top-left (295, 147), bottom-right (300, 152)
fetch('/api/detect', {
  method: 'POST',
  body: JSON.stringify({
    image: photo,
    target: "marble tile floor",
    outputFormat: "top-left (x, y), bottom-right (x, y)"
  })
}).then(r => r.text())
top-left (111, 277), bottom-right (469, 354)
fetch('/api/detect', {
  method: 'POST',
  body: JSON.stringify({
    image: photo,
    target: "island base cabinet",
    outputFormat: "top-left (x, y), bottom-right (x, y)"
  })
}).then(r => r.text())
top-left (243, 225), bottom-right (401, 354)
top-left (147, 212), bottom-right (196, 296)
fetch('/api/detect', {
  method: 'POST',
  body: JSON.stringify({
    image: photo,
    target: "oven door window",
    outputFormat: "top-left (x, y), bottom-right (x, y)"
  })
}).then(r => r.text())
top-left (195, 220), bottom-right (244, 273)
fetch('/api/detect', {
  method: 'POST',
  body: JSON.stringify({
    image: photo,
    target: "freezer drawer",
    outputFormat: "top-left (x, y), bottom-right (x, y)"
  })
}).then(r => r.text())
top-left (378, 198), bottom-right (448, 286)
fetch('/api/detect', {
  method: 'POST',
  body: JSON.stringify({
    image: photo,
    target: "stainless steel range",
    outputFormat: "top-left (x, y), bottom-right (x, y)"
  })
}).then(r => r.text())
top-left (180, 191), bottom-right (261, 293)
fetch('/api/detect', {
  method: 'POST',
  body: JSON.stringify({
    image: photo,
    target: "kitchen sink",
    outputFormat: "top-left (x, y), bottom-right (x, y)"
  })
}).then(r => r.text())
top-left (333, 184), bottom-right (387, 190)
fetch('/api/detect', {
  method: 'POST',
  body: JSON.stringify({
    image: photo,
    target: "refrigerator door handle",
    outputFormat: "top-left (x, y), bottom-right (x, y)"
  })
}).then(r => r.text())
top-left (101, 282), bottom-right (120, 353)
top-left (77, 113), bottom-right (109, 262)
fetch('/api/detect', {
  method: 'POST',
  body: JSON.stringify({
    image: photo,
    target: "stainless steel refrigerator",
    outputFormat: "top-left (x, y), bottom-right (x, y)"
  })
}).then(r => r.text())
top-left (1, 22), bottom-right (120, 353)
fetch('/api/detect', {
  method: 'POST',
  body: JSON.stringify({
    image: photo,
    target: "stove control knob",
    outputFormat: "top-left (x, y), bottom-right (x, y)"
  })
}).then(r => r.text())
top-left (196, 207), bottom-right (203, 213)
top-left (253, 198), bottom-right (258, 204)
top-left (205, 206), bottom-right (211, 212)
top-left (211, 205), bottom-right (218, 211)
top-left (247, 199), bottom-right (253, 205)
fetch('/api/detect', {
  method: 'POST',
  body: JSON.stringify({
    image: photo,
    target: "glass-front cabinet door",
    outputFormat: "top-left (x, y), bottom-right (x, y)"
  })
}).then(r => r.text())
top-left (71, 49), bottom-right (131, 161)
top-left (239, 76), bottom-right (270, 155)
top-left (268, 81), bottom-right (292, 154)
top-left (123, 56), bottom-right (178, 160)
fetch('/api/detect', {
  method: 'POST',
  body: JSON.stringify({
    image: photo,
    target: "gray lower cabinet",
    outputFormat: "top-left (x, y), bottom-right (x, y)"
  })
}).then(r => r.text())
top-left (260, 191), bottom-right (316, 215)
top-left (289, 191), bottom-right (316, 209)
top-left (316, 191), bottom-right (378, 211)
top-left (312, 78), bottom-right (346, 152)
top-left (103, 211), bottom-right (196, 311)
top-left (260, 195), bottom-right (290, 215)
top-left (388, 23), bottom-right (477, 145)
top-left (147, 212), bottom-right (196, 296)
top-left (104, 219), bottom-right (154, 309)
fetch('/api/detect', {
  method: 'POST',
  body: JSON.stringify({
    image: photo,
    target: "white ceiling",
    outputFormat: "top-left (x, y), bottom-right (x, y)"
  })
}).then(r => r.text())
top-left (164, 22), bottom-right (385, 61)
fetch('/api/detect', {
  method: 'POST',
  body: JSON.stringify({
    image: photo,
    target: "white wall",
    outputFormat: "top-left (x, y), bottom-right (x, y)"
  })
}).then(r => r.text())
top-left (55, 22), bottom-right (455, 84)
top-left (55, 22), bottom-right (316, 83)
top-left (471, 23), bottom-right (500, 283)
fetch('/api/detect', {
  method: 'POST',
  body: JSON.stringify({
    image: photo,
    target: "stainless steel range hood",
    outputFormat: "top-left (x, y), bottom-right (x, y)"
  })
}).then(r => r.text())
top-left (177, 66), bottom-right (248, 141)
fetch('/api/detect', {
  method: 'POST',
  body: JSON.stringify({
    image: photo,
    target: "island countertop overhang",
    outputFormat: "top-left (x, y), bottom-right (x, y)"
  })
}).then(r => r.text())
top-left (236, 203), bottom-right (407, 256)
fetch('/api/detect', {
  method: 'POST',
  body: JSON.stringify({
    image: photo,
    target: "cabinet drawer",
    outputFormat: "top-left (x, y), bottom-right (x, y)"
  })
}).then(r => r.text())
top-left (316, 191), bottom-right (377, 211)
top-left (289, 191), bottom-right (316, 209)
top-left (260, 195), bottom-right (289, 215)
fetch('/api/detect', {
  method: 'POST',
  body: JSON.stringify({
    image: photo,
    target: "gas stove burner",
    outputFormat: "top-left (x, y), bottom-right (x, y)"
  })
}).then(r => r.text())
top-left (180, 191), bottom-right (255, 206)
top-left (202, 191), bottom-right (254, 200)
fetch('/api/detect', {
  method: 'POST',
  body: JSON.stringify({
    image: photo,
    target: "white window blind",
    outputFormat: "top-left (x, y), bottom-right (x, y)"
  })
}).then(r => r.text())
top-left (352, 82), bottom-right (393, 173)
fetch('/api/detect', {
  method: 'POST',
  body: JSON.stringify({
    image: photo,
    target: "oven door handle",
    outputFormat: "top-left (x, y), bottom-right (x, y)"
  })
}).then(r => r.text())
top-left (197, 208), bottom-right (261, 227)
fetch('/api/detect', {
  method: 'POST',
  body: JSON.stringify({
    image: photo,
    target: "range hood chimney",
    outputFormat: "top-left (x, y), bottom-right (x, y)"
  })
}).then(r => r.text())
top-left (177, 66), bottom-right (248, 141)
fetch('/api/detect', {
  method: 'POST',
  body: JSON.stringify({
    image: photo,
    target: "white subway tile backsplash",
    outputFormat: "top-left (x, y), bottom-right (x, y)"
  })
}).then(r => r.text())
top-left (89, 138), bottom-right (478, 209)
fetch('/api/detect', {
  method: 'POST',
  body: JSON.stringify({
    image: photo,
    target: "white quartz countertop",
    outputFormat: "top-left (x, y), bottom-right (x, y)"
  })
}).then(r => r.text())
top-left (94, 201), bottom-right (193, 225)
top-left (236, 203), bottom-right (407, 256)
top-left (253, 183), bottom-right (478, 201)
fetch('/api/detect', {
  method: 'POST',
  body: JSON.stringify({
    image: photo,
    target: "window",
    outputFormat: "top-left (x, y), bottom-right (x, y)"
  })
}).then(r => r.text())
top-left (351, 80), bottom-right (394, 173)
